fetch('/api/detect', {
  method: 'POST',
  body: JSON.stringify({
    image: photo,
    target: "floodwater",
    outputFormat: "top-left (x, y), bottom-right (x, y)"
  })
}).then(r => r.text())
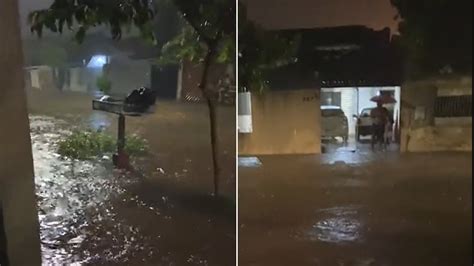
top-left (27, 89), bottom-right (235, 265)
top-left (239, 152), bottom-right (472, 266)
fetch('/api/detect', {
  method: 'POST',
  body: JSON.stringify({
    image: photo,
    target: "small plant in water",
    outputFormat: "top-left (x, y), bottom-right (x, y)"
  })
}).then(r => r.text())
top-left (58, 130), bottom-right (149, 160)
top-left (96, 75), bottom-right (112, 94)
top-left (125, 134), bottom-right (149, 156)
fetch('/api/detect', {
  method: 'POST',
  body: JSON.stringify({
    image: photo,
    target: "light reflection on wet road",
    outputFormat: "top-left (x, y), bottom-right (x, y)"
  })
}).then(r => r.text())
top-left (28, 92), bottom-right (235, 265)
top-left (239, 152), bottom-right (472, 266)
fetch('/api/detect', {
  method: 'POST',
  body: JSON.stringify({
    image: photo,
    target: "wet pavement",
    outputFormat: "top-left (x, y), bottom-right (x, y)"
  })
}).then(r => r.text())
top-left (239, 152), bottom-right (472, 266)
top-left (27, 90), bottom-right (235, 265)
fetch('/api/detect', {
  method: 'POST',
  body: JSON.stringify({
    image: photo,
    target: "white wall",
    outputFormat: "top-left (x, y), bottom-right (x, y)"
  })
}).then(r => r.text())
top-left (239, 89), bottom-right (321, 155)
top-left (321, 87), bottom-right (357, 135)
top-left (107, 55), bottom-right (151, 96)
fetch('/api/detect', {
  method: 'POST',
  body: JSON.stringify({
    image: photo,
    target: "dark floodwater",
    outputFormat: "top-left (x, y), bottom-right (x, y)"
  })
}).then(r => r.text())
top-left (28, 90), bottom-right (235, 265)
top-left (239, 153), bottom-right (472, 266)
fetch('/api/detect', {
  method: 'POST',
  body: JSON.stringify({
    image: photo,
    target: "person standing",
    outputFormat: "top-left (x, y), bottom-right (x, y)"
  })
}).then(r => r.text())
top-left (370, 102), bottom-right (390, 150)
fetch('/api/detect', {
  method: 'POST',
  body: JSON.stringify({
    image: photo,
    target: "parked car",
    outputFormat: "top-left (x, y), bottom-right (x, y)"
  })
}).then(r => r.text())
top-left (354, 107), bottom-right (373, 141)
top-left (354, 106), bottom-right (395, 141)
top-left (321, 105), bottom-right (348, 142)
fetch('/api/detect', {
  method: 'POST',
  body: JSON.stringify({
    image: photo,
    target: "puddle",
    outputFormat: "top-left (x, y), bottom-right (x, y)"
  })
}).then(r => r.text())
top-left (297, 206), bottom-right (364, 244)
top-left (238, 157), bottom-right (262, 168)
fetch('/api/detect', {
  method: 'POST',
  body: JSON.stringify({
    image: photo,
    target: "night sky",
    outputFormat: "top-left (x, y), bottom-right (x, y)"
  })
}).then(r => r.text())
top-left (244, 0), bottom-right (399, 34)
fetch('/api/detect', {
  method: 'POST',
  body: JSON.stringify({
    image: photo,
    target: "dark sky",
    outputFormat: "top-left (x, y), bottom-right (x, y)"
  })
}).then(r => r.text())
top-left (245, 0), bottom-right (399, 34)
top-left (19, 0), bottom-right (48, 19)
top-left (19, 0), bottom-right (51, 36)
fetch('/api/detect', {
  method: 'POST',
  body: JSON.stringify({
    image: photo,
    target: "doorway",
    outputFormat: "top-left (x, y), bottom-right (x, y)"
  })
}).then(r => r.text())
top-left (320, 86), bottom-right (401, 154)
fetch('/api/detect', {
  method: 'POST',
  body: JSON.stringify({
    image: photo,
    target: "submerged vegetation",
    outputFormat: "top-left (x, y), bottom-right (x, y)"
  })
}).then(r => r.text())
top-left (96, 75), bottom-right (112, 94)
top-left (58, 131), bottom-right (149, 160)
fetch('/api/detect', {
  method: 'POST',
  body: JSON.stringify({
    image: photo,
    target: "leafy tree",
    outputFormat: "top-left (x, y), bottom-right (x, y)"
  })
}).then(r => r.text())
top-left (391, 0), bottom-right (472, 78)
top-left (29, 0), bottom-right (235, 197)
top-left (238, 1), bottom-right (300, 92)
top-left (96, 75), bottom-right (112, 94)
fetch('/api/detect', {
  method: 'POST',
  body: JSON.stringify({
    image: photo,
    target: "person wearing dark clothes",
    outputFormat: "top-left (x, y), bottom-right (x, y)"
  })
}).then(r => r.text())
top-left (370, 102), bottom-right (390, 150)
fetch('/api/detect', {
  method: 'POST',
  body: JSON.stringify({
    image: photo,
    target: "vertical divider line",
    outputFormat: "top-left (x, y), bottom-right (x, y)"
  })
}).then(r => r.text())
top-left (235, 0), bottom-right (239, 265)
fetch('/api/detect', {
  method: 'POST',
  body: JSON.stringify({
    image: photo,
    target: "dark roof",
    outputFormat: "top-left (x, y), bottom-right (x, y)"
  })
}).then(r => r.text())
top-left (267, 26), bottom-right (402, 89)
top-left (267, 63), bottom-right (319, 90)
top-left (23, 33), bottom-right (158, 67)
top-left (279, 25), bottom-right (391, 48)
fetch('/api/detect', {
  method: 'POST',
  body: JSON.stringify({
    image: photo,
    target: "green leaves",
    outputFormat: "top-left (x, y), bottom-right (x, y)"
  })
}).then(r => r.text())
top-left (158, 24), bottom-right (234, 66)
top-left (390, 0), bottom-right (472, 77)
top-left (238, 1), bottom-right (300, 92)
top-left (28, 0), bottom-right (235, 68)
top-left (29, 0), bottom-right (156, 43)
top-left (75, 26), bottom-right (86, 43)
top-left (157, 25), bottom-right (206, 65)
top-left (173, 0), bottom-right (235, 44)
top-left (57, 130), bottom-right (149, 160)
top-left (96, 75), bottom-right (112, 94)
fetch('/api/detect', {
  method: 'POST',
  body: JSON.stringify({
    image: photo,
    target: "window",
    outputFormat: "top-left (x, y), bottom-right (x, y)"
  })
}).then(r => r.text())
top-left (360, 108), bottom-right (372, 117)
top-left (434, 95), bottom-right (472, 117)
top-left (321, 91), bottom-right (341, 107)
top-left (321, 108), bottom-right (344, 117)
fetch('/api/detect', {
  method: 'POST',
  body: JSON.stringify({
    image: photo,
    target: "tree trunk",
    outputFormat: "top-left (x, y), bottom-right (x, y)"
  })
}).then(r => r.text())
top-left (199, 45), bottom-right (221, 197)
top-left (0, 207), bottom-right (9, 265)
top-left (206, 98), bottom-right (220, 196)
top-left (0, 0), bottom-right (42, 265)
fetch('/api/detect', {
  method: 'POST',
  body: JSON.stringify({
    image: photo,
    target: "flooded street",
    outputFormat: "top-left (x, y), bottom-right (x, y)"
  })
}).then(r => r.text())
top-left (28, 90), bottom-right (235, 265)
top-left (239, 153), bottom-right (472, 266)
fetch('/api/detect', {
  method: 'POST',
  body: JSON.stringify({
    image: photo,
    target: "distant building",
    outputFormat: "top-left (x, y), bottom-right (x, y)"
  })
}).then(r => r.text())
top-left (239, 26), bottom-right (403, 155)
top-left (22, 34), bottom-right (156, 96)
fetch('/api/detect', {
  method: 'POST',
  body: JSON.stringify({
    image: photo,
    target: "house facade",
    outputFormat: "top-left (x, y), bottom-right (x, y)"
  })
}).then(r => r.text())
top-left (400, 76), bottom-right (472, 152)
top-left (238, 25), bottom-right (402, 155)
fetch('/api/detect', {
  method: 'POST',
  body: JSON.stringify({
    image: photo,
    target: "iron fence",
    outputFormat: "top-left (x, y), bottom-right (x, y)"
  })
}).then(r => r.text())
top-left (434, 95), bottom-right (472, 117)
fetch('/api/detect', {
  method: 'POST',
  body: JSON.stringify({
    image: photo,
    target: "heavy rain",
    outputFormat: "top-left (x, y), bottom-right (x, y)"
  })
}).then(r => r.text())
top-left (30, 93), bottom-right (235, 265)
top-left (1, 0), bottom-right (236, 265)
top-left (239, 153), bottom-right (472, 266)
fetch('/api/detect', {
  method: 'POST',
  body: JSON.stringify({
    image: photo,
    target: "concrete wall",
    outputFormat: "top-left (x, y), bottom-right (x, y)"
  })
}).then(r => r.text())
top-left (68, 67), bottom-right (90, 93)
top-left (239, 89), bottom-right (321, 155)
top-left (26, 66), bottom-right (56, 91)
top-left (180, 60), bottom-right (234, 102)
top-left (25, 54), bottom-right (151, 96)
top-left (400, 77), bottom-right (472, 152)
top-left (107, 55), bottom-right (151, 95)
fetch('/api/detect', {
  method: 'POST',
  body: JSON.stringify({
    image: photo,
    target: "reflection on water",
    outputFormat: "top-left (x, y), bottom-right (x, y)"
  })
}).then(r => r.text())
top-left (299, 206), bottom-right (364, 244)
top-left (31, 116), bottom-right (150, 264)
top-left (30, 108), bottom-right (235, 265)
top-left (238, 157), bottom-right (262, 168)
top-left (311, 216), bottom-right (362, 243)
top-left (87, 112), bottom-right (111, 131)
top-left (239, 153), bottom-right (472, 266)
